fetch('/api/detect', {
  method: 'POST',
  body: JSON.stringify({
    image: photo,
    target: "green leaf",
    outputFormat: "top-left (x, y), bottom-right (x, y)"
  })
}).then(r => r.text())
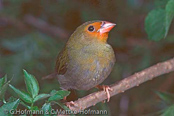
top-left (20, 101), bottom-right (31, 109)
top-left (161, 105), bottom-right (174, 116)
top-left (48, 90), bottom-right (70, 102)
top-left (48, 94), bottom-right (62, 102)
top-left (50, 90), bottom-right (57, 96)
top-left (57, 90), bottom-right (70, 97)
top-left (42, 103), bottom-right (52, 116)
top-left (7, 96), bottom-right (17, 102)
top-left (55, 101), bottom-right (70, 110)
top-left (33, 94), bottom-right (50, 102)
top-left (155, 0), bottom-right (169, 8)
top-left (145, 9), bottom-right (166, 41)
top-left (0, 99), bottom-right (20, 116)
top-left (31, 106), bottom-right (39, 110)
top-left (0, 75), bottom-right (7, 89)
top-left (9, 84), bottom-right (32, 103)
top-left (145, 0), bottom-right (174, 41)
top-left (23, 69), bottom-right (39, 98)
top-left (165, 0), bottom-right (174, 37)
top-left (155, 91), bottom-right (174, 104)
top-left (0, 79), bottom-right (11, 100)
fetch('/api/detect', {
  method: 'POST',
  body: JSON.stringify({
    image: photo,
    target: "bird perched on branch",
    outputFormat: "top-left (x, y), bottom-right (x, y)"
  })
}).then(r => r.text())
top-left (43, 21), bottom-right (116, 102)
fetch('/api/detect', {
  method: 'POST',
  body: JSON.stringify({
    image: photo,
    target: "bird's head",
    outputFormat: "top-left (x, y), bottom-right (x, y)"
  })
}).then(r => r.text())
top-left (71, 21), bottom-right (116, 43)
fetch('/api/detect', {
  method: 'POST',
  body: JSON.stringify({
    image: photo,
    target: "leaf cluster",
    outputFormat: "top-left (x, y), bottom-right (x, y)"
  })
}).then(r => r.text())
top-left (0, 70), bottom-right (71, 116)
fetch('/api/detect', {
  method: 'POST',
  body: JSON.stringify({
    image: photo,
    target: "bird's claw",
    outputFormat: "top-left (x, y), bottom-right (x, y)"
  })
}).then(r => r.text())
top-left (63, 96), bottom-right (67, 102)
top-left (66, 101), bottom-right (77, 108)
top-left (96, 85), bottom-right (113, 102)
top-left (103, 85), bottom-right (113, 102)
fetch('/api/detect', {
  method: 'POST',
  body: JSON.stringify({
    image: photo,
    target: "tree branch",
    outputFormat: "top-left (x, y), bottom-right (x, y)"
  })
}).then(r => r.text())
top-left (0, 16), bottom-right (28, 32)
top-left (24, 15), bottom-right (69, 39)
top-left (0, 15), bottom-right (69, 40)
top-left (68, 57), bottom-right (174, 111)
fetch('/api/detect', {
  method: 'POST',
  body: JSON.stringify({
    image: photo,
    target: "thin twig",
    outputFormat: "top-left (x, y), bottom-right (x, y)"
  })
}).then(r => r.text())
top-left (0, 15), bottom-right (69, 40)
top-left (24, 15), bottom-right (69, 39)
top-left (67, 57), bottom-right (174, 111)
top-left (0, 16), bottom-right (28, 32)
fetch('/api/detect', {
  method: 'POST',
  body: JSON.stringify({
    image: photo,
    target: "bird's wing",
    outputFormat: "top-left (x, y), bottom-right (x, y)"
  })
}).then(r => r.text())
top-left (42, 48), bottom-right (68, 80)
top-left (55, 47), bottom-right (69, 75)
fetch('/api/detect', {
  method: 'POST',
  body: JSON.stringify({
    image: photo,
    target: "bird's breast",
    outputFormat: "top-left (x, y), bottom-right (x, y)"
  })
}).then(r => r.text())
top-left (64, 43), bottom-right (115, 90)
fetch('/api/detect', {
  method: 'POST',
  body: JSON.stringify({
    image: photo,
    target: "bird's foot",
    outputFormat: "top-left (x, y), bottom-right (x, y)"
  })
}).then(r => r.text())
top-left (63, 96), bottom-right (67, 101)
top-left (96, 85), bottom-right (113, 102)
top-left (66, 101), bottom-right (77, 108)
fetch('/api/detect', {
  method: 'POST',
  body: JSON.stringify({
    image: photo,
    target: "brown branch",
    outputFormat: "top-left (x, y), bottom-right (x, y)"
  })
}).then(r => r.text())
top-left (0, 15), bottom-right (69, 40)
top-left (23, 15), bottom-right (69, 40)
top-left (68, 57), bottom-right (174, 111)
top-left (0, 16), bottom-right (28, 32)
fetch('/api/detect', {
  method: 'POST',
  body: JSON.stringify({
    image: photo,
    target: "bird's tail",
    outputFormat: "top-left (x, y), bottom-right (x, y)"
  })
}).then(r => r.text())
top-left (42, 73), bottom-right (57, 80)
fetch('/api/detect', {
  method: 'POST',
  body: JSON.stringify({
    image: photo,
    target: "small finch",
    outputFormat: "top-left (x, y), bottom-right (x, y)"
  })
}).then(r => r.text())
top-left (44, 21), bottom-right (116, 102)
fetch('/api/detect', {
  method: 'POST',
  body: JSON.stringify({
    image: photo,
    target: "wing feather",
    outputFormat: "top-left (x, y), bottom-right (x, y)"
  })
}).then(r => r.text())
top-left (55, 47), bottom-right (69, 75)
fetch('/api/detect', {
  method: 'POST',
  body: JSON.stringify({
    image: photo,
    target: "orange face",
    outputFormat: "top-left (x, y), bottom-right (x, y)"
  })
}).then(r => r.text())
top-left (84, 21), bottom-right (116, 42)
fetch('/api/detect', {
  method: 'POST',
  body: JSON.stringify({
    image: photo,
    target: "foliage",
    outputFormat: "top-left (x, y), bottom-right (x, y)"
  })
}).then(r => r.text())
top-left (145, 0), bottom-right (174, 41)
top-left (0, 99), bottom-right (20, 116)
top-left (0, 75), bottom-right (8, 102)
top-left (155, 91), bottom-right (174, 105)
top-left (0, 70), bottom-right (70, 116)
top-left (146, 1), bottom-right (174, 115)
top-left (155, 91), bottom-right (174, 115)
top-left (161, 105), bottom-right (174, 116)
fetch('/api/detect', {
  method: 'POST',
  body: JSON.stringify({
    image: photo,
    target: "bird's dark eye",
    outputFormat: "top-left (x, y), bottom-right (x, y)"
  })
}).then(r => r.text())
top-left (88, 26), bottom-right (95, 32)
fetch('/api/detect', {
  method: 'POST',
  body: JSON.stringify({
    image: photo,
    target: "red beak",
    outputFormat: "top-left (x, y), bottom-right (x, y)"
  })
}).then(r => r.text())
top-left (98, 21), bottom-right (116, 34)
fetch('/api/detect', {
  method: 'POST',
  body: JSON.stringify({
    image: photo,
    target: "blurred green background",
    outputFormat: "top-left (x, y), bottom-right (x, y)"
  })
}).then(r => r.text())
top-left (0, 0), bottom-right (174, 115)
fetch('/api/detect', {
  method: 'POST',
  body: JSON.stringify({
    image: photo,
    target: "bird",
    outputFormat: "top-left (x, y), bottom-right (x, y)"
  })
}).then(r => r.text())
top-left (43, 20), bottom-right (116, 103)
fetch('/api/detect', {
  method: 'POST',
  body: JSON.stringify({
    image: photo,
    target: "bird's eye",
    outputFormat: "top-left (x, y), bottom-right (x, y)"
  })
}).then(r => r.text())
top-left (88, 26), bottom-right (95, 32)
